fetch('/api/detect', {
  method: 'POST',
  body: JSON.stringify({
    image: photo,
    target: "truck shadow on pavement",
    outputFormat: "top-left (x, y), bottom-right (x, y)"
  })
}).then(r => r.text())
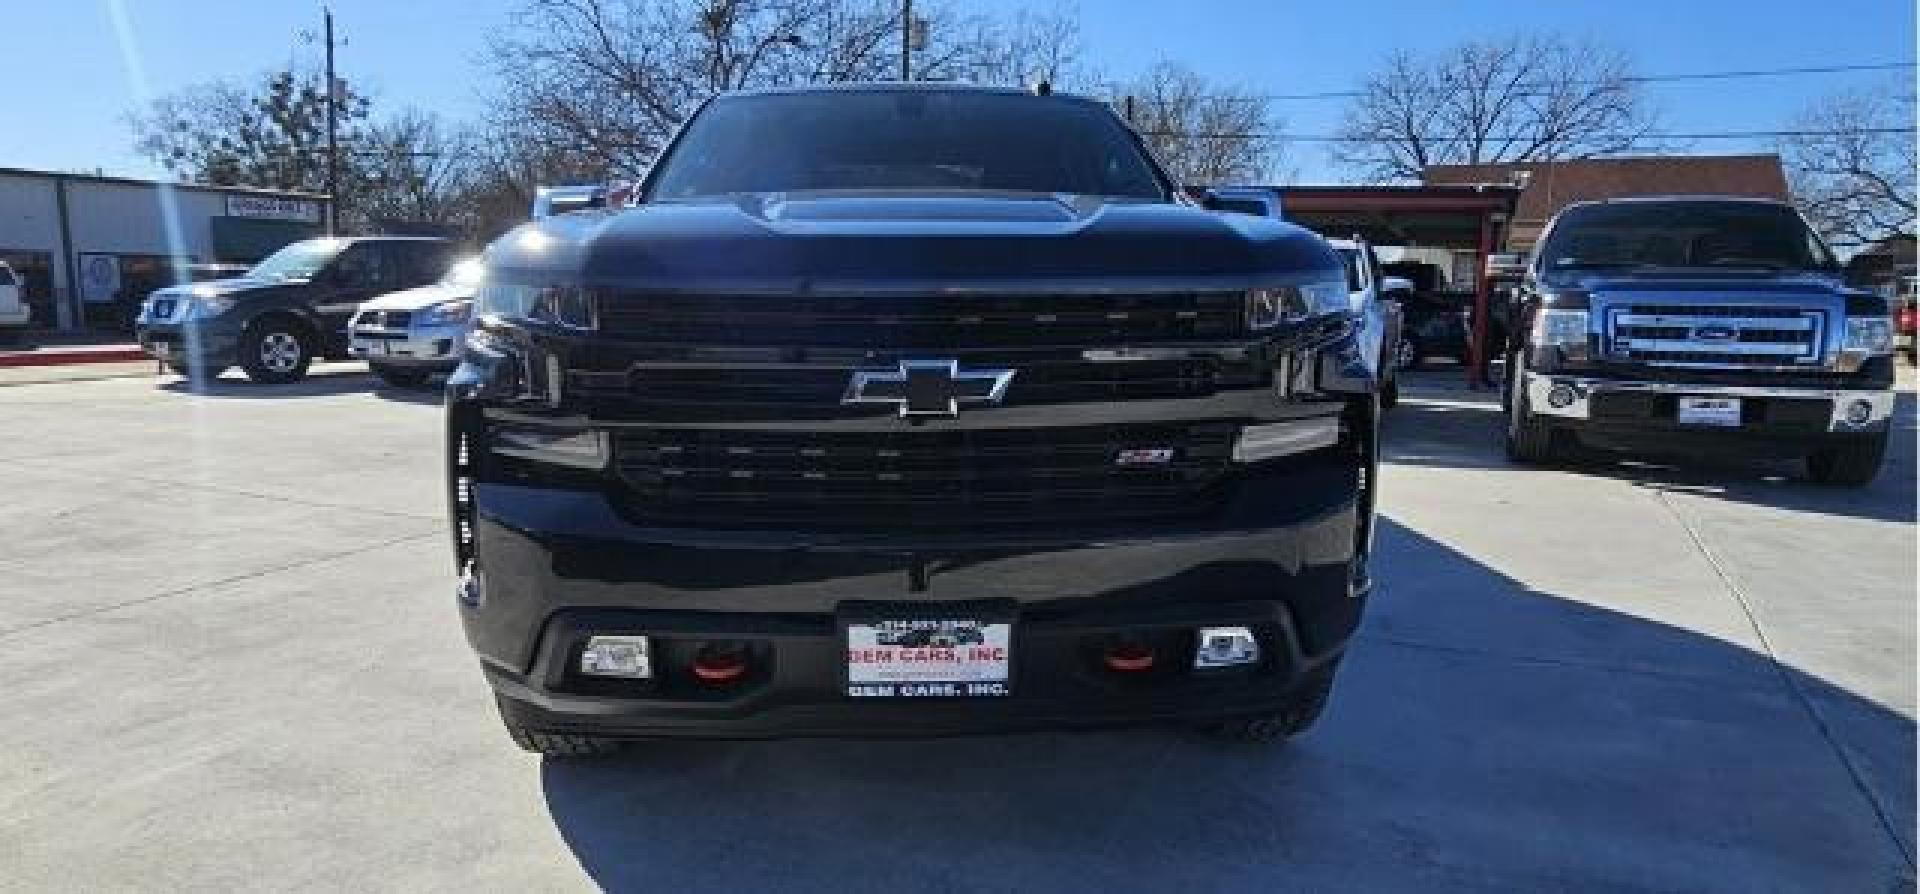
top-left (537, 519), bottom-right (1915, 893)
top-left (1385, 383), bottom-right (1917, 526)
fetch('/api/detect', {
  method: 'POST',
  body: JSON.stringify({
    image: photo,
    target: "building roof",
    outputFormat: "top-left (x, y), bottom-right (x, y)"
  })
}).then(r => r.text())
top-left (0, 165), bottom-right (329, 200)
top-left (1422, 155), bottom-right (1790, 225)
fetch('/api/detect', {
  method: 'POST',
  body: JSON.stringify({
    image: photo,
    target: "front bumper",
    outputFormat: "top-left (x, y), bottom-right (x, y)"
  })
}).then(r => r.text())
top-left (1525, 372), bottom-right (1895, 433)
top-left (467, 462), bottom-right (1365, 739)
top-left (348, 321), bottom-right (464, 369)
top-left (135, 320), bottom-right (240, 368)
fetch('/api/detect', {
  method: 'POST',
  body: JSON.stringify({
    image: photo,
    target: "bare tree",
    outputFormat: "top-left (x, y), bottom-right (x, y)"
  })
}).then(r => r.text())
top-left (1780, 83), bottom-right (1917, 249)
top-left (129, 69), bottom-right (372, 193)
top-left (349, 111), bottom-right (479, 231)
top-left (482, 0), bottom-right (1084, 179)
top-left (1117, 62), bottom-right (1277, 184)
top-left (1332, 35), bottom-right (1654, 182)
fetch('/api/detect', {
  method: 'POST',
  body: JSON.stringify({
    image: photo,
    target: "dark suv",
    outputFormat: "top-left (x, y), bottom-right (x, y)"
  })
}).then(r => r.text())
top-left (136, 236), bottom-right (454, 383)
top-left (1505, 197), bottom-right (1896, 484)
top-left (447, 84), bottom-right (1381, 755)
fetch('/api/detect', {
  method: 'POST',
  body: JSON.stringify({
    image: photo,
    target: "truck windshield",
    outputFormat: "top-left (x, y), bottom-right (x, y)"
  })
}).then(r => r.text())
top-left (646, 90), bottom-right (1167, 200)
top-left (248, 238), bottom-right (347, 282)
top-left (1538, 202), bottom-right (1837, 277)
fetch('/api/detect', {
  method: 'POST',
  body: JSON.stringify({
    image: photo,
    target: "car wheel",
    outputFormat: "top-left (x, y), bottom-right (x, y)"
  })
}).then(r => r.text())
top-left (1806, 431), bottom-right (1888, 487)
top-left (371, 363), bottom-right (432, 388)
top-left (1198, 665), bottom-right (1337, 743)
top-left (1504, 365), bottom-right (1561, 464)
top-left (1393, 337), bottom-right (1420, 371)
top-left (239, 320), bottom-right (313, 384)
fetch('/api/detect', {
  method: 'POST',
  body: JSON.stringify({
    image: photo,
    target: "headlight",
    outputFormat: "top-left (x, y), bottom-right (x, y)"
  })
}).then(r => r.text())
top-left (185, 295), bottom-right (238, 320)
top-left (1845, 316), bottom-right (1894, 355)
top-left (422, 299), bottom-right (474, 326)
top-left (1530, 308), bottom-right (1589, 363)
top-left (1248, 279), bottom-right (1349, 329)
top-left (1531, 309), bottom-right (1588, 346)
top-left (476, 283), bottom-right (594, 329)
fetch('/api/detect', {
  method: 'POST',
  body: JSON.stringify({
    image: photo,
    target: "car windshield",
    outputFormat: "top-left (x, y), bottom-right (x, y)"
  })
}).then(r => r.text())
top-left (646, 90), bottom-right (1166, 200)
top-left (247, 238), bottom-right (347, 281)
top-left (1538, 202), bottom-right (1838, 277)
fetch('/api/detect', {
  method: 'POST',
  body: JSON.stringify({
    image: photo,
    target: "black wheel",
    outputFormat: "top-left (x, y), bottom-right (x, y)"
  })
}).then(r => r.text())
top-left (1504, 365), bottom-right (1561, 464)
top-left (1806, 431), bottom-right (1889, 487)
top-left (238, 319), bottom-right (313, 384)
top-left (498, 697), bottom-right (622, 757)
top-left (1199, 666), bottom-right (1337, 743)
top-left (371, 363), bottom-right (432, 388)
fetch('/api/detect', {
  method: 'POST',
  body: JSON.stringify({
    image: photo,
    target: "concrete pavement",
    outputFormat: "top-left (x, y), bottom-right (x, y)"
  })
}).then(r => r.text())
top-left (0, 370), bottom-right (1911, 892)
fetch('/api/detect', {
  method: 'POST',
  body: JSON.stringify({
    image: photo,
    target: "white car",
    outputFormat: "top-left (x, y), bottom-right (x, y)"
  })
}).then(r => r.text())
top-left (347, 257), bottom-right (482, 387)
top-left (1326, 237), bottom-right (1405, 409)
top-left (0, 261), bottom-right (30, 338)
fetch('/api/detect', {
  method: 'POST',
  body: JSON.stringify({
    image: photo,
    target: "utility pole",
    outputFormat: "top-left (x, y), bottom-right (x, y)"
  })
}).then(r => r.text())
top-left (899, 0), bottom-right (912, 81)
top-left (323, 6), bottom-right (340, 235)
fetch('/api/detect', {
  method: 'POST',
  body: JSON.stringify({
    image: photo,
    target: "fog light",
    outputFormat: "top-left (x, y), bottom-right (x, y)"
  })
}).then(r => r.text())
top-left (1194, 626), bottom-right (1260, 669)
top-left (1546, 384), bottom-right (1577, 409)
top-left (580, 636), bottom-right (651, 678)
top-left (1846, 399), bottom-right (1873, 425)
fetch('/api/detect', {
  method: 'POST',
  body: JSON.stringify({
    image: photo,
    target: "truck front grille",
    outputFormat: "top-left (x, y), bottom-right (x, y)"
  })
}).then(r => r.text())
top-left (1604, 305), bottom-right (1823, 367)
top-left (612, 422), bottom-right (1238, 526)
top-left (356, 310), bottom-right (413, 330)
top-left (596, 292), bottom-right (1245, 347)
top-left (572, 357), bottom-right (1218, 409)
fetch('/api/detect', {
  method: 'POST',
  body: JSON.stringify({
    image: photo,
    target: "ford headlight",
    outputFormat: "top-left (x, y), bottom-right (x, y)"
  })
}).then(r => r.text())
top-left (1844, 316), bottom-right (1894, 355)
top-left (1248, 279), bottom-right (1349, 329)
top-left (185, 294), bottom-right (238, 319)
top-left (1531, 308), bottom-right (1590, 363)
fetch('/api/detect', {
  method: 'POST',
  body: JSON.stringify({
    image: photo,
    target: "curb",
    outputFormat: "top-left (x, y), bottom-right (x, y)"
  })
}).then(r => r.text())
top-left (0, 347), bottom-right (150, 368)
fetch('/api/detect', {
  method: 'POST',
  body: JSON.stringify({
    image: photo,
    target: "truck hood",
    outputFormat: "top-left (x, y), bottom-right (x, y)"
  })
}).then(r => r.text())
top-left (1549, 269), bottom-right (1847, 301)
top-left (486, 192), bottom-right (1341, 290)
top-left (358, 282), bottom-right (468, 311)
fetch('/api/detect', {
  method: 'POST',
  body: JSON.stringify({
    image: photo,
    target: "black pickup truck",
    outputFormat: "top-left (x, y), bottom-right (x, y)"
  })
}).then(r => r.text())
top-left (447, 83), bottom-right (1382, 755)
top-left (1505, 197), bottom-right (1896, 485)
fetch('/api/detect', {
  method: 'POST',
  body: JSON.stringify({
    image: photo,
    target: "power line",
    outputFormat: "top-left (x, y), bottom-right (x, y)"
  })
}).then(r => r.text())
top-left (1136, 127), bottom-right (1915, 142)
top-left (1173, 61), bottom-right (1917, 103)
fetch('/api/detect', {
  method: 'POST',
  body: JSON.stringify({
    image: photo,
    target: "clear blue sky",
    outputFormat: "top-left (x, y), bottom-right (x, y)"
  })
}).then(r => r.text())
top-left (1, 0), bottom-right (1911, 183)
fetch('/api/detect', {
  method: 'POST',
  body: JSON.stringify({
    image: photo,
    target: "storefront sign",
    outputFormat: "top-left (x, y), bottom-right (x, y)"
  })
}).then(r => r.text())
top-left (78, 253), bottom-right (121, 304)
top-left (225, 196), bottom-right (322, 223)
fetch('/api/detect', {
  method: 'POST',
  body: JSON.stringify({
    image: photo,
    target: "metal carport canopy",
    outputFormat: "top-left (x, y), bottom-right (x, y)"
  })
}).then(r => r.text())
top-left (1276, 185), bottom-right (1523, 386)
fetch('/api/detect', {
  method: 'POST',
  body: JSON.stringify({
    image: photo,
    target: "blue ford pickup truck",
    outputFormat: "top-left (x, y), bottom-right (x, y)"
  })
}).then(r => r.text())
top-left (444, 83), bottom-right (1384, 755)
top-left (1505, 197), bottom-right (1896, 485)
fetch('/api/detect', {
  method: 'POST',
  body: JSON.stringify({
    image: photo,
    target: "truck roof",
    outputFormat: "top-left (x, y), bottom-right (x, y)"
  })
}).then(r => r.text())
top-left (1569, 194), bottom-right (1798, 209)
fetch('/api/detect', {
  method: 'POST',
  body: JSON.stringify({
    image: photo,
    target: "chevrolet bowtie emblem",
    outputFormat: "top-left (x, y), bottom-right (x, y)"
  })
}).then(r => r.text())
top-left (842, 359), bottom-right (1016, 418)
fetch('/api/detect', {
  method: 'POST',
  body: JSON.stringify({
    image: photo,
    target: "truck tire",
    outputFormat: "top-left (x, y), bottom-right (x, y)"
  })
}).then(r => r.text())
top-left (238, 318), bottom-right (314, 384)
top-left (498, 698), bottom-right (623, 757)
top-left (371, 363), bottom-right (432, 388)
top-left (1198, 666), bottom-right (1336, 743)
top-left (1806, 431), bottom-right (1889, 487)
top-left (1504, 369), bottom-right (1561, 464)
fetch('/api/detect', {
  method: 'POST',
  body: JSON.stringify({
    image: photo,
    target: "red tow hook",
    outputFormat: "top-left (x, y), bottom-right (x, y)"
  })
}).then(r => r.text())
top-left (691, 645), bottom-right (749, 684)
top-left (1103, 642), bottom-right (1156, 673)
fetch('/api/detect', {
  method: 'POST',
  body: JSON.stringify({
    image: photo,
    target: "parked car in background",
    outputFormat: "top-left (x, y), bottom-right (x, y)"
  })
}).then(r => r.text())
top-left (1505, 196), bottom-right (1896, 485)
top-left (136, 236), bottom-right (455, 383)
top-left (1390, 260), bottom-right (1470, 369)
top-left (1327, 236), bottom-right (1403, 408)
top-left (349, 257), bottom-right (483, 387)
top-left (532, 182), bottom-right (637, 219)
top-left (0, 261), bottom-right (29, 341)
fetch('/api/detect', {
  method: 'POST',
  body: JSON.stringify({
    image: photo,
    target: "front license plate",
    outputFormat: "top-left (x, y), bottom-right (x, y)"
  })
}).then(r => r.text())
top-left (1678, 396), bottom-right (1742, 427)
top-left (844, 617), bottom-right (1013, 698)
